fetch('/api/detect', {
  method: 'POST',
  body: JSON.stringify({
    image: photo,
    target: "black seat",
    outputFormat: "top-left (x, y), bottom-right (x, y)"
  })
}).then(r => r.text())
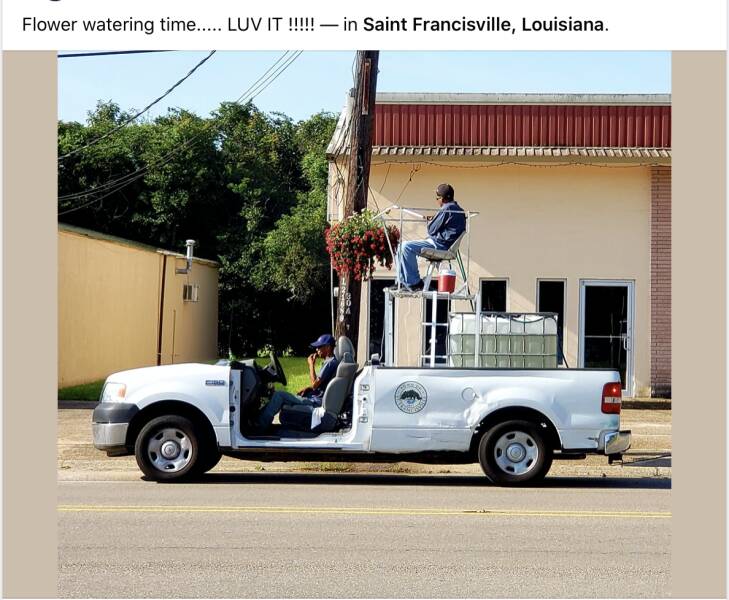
top-left (279, 336), bottom-right (358, 433)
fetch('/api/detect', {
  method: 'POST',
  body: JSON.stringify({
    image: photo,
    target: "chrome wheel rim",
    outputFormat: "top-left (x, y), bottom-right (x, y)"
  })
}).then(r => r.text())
top-left (493, 430), bottom-right (538, 476)
top-left (147, 427), bottom-right (193, 473)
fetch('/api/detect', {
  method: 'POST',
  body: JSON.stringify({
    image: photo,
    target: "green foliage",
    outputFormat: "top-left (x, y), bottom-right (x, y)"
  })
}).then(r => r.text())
top-left (257, 192), bottom-right (329, 302)
top-left (255, 111), bottom-right (336, 304)
top-left (276, 356), bottom-right (312, 394)
top-left (58, 379), bottom-right (105, 402)
top-left (59, 101), bottom-right (339, 355)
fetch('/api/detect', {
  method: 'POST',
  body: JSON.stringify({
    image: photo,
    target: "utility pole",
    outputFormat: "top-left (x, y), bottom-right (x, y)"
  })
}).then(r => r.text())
top-left (335, 50), bottom-right (379, 352)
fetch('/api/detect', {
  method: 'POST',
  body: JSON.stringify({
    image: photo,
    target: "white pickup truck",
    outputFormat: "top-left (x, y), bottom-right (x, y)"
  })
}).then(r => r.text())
top-left (92, 336), bottom-right (631, 485)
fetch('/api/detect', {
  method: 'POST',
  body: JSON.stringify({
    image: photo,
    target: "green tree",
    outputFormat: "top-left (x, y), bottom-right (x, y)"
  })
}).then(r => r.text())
top-left (58, 101), bottom-right (339, 356)
top-left (257, 112), bottom-right (337, 303)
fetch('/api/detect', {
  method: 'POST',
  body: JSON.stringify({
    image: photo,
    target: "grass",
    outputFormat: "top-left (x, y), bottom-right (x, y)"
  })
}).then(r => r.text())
top-left (58, 380), bottom-right (105, 402)
top-left (275, 356), bottom-right (311, 394)
top-left (58, 356), bottom-right (313, 401)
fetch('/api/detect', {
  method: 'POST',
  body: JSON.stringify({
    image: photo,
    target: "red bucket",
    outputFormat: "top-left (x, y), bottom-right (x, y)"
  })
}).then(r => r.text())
top-left (437, 268), bottom-right (456, 293)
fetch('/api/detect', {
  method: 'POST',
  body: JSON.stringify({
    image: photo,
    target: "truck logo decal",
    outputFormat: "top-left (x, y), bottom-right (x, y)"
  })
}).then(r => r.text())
top-left (205, 380), bottom-right (226, 386)
top-left (394, 382), bottom-right (427, 414)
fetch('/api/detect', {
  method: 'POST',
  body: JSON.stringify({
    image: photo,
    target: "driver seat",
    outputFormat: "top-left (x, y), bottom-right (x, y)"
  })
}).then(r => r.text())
top-left (280, 336), bottom-right (358, 433)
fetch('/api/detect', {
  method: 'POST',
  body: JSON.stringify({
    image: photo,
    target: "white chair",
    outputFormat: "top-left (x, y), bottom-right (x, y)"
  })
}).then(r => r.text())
top-left (420, 231), bottom-right (466, 291)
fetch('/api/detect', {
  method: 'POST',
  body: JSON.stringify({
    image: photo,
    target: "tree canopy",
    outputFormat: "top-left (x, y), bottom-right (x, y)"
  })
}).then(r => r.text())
top-left (58, 100), bottom-right (338, 356)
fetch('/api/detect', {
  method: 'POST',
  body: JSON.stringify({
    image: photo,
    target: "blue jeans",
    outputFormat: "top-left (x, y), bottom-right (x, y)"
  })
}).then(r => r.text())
top-left (397, 238), bottom-right (441, 286)
top-left (256, 391), bottom-right (318, 429)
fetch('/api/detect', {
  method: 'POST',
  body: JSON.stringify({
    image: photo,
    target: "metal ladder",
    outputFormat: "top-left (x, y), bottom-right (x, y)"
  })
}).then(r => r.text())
top-left (421, 289), bottom-right (451, 368)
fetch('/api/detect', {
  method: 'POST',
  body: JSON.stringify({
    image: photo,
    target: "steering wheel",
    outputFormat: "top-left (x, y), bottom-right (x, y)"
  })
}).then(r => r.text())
top-left (264, 352), bottom-right (287, 386)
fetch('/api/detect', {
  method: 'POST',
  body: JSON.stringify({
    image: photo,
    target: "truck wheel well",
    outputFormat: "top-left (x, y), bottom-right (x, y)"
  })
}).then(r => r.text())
top-left (470, 407), bottom-right (561, 457)
top-left (126, 400), bottom-right (217, 452)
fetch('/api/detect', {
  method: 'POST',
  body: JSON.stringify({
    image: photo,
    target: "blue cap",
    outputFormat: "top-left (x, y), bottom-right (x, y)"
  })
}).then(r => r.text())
top-left (310, 334), bottom-right (336, 348)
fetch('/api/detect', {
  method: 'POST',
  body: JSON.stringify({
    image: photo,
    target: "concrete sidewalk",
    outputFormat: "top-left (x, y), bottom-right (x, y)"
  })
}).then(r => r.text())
top-left (58, 406), bottom-right (671, 481)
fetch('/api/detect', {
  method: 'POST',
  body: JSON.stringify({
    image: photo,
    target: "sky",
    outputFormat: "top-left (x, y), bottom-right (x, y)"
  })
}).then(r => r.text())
top-left (58, 51), bottom-right (671, 123)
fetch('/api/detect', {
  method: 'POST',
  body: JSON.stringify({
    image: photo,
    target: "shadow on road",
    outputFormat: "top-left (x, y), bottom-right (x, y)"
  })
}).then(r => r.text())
top-left (171, 471), bottom-right (671, 489)
top-left (59, 401), bottom-right (98, 409)
top-left (623, 452), bottom-right (672, 468)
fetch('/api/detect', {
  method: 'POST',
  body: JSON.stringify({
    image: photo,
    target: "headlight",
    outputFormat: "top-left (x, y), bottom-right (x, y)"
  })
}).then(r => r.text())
top-left (100, 382), bottom-right (127, 402)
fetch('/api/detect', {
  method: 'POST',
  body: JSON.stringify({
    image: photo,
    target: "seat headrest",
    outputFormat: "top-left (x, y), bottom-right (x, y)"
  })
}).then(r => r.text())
top-left (336, 357), bottom-right (357, 376)
top-left (334, 336), bottom-right (355, 361)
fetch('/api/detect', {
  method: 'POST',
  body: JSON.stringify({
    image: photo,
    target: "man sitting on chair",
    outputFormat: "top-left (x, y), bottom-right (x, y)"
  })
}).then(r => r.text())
top-left (255, 334), bottom-right (339, 431)
top-left (397, 183), bottom-right (466, 292)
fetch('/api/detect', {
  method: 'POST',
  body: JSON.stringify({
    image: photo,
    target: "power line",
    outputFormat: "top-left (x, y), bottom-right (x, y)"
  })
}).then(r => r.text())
top-left (236, 51), bottom-right (300, 103)
top-left (59, 50), bottom-right (216, 160)
top-left (59, 51), bottom-right (296, 203)
top-left (59, 51), bottom-right (300, 203)
top-left (59, 50), bottom-right (304, 215)
top-left (58, 171), bottom-right (149, 216)
top-left (58, 50), bottom-right (174, 58)
top-left (395, 164), bottom-right (421, 203)
top-left (60, 51), bottom-right (301, 209)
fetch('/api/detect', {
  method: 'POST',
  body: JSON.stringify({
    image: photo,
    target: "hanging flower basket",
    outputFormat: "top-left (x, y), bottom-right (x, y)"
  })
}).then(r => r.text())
top-left (325, 210), bottom-right (400, 282)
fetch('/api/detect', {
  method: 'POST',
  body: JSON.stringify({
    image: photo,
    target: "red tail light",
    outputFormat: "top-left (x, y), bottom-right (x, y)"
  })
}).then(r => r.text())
top-left (601, 382), bottom-right (622, 414)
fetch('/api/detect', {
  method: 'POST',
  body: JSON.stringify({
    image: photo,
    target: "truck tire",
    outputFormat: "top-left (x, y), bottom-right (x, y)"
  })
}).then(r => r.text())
top-left (135, 415), bottom-right (203, 481)
top-left (478, 419), bottom-right (553, 485)
top-left (195, 445), bottom-right (222, 475)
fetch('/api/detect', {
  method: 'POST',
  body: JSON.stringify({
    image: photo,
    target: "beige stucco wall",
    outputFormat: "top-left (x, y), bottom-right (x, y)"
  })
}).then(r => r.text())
top-left (59, 228), bottom-right (219, 387)
top-left (158, 254), bottom-right (219, 366)
top-left (339, 159), bottom-right (653, 396)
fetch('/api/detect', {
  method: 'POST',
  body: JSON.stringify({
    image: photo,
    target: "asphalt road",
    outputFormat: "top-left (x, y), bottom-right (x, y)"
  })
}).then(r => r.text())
top-left (58, 474), bottom-right (670, 598)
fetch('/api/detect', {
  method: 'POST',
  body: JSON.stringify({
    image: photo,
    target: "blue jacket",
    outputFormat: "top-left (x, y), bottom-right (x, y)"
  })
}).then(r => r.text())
top-left (427, 201), bottom-right (466, 249)
top-left (308, 355), bottom-right (339, 400)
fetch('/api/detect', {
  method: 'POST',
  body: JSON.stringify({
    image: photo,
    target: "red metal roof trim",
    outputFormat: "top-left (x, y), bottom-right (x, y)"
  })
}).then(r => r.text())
top-left (374, 104), bottom-right (671, 148)
top-left (372, 146), bottom-right (671, 159)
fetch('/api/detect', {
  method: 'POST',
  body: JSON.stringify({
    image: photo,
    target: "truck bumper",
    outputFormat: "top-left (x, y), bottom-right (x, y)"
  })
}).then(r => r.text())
top-left (92, 402), bottom-right (139, 454)
top-left (604, 430), bottom-right (632, 455)
top-left (92, 422), bottom-right (129, 451)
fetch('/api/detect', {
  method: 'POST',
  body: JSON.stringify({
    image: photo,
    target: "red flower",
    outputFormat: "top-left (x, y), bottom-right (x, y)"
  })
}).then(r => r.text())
top-left (325, 211), bottom-right (399, 282)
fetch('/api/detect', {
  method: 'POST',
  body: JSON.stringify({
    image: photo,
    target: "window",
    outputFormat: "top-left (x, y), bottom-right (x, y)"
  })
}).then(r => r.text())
top-left (182, 283), bottom-right (199, 302)
top-left (537, 280), bottom-right (565, 364)
top-left (480, 280), bottom-right (507, 312)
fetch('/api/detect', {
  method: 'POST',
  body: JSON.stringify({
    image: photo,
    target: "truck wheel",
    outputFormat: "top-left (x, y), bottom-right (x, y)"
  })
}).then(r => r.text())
top-left (196, 446), bottom-right (222, 475)
top-left (478, 420), bottom-right (553, 485)
top-left (135, 415), bottom-right (202, 481)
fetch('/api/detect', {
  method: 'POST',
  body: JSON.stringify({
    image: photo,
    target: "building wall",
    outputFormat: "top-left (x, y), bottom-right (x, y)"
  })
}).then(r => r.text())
top-left (650, 166), bottom-right (672, 396)
top-left (350, 160), bottom-right (654, 396)
top-left (59, 228), bottom-right (219, 387)
top-left (158, 254), bottom-right (219, 367)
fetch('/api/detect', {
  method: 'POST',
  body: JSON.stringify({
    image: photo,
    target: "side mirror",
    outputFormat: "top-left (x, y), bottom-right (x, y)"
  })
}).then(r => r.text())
top-left (370, 353), bottom-right (380, 365)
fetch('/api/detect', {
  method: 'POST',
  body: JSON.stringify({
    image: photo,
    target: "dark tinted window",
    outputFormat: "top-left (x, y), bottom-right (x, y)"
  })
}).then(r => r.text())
top-left (538, 280), bottom-right (566, 364)
top-left (369, 279), bottom-right (395, 361)
top-left (481, 280), bottom-right (507, 312)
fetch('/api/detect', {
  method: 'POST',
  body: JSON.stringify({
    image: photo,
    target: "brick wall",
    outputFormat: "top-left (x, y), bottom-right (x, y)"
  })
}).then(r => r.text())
top-left (650, 166), bottom-right (672, 397)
